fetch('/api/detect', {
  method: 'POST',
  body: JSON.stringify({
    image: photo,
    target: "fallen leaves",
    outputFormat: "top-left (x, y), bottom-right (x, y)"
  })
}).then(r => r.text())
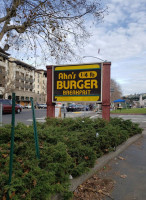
top-left (2, 196), bottom-right (6, 200)
top-left (120, 174), bottom-right (127, 179)
top-left (84, 156), bottom-right (89, 160)
top-left (2, 154), bottom-right (8, 158)
top-left (33, 179), bottom-right (37, 187)
top-left (118, 156), bottom-right (125, 160)
top-left (73, 174), bottom-right (115, 200)
top-left (9, 191), bottom-right (15, 199)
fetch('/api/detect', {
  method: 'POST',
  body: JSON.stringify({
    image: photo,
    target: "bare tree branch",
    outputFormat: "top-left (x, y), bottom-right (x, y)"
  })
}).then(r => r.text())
top-left (0, 0), bottom-right (107, 62)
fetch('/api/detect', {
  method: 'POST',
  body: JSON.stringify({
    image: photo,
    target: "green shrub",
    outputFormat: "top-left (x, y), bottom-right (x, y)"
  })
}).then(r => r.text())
top-left (110, 117), bottom-right (143, 136)
top-left (0, 118), bottom-right (143, 200)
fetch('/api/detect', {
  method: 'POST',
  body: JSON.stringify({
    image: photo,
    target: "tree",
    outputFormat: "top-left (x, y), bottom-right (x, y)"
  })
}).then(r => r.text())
top-left (0, 0), bottom-right (107, 63)
top-left (110, 79), bottom-right (122, 102)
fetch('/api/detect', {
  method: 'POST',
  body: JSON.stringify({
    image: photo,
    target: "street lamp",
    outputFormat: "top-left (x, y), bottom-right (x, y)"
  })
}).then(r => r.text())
top-left (83, 56), bottom-right (107, 62)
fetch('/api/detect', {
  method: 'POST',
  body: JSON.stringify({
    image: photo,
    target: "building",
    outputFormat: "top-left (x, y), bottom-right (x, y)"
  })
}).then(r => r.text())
top-left (34, 69), bottom-right (47, 105)
top-left (0, 49), bottom-right (47, 106)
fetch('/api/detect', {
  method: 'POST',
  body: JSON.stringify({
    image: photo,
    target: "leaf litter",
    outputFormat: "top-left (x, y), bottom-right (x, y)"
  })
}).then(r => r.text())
top-left (73, 174), bottom-right (115, 200)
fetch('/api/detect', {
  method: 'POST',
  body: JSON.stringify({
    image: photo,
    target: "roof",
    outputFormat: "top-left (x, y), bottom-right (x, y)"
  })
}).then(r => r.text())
top-left (35, 69), bottom-right (46, 72)
top-left (9, 58), bottom-right (36, 70)
top-left (113, 99), bottom-right (125, 103)
top-left (35, 69), bottom-right (47, 77)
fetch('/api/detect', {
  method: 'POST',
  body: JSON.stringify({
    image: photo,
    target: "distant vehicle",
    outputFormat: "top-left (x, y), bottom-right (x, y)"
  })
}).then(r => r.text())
top-left (24, 105), bottom-right (31, 109)
top-left (76, 104), bottom-right (84, 111)
top-left (0, 99), bottom-right (22, 114)
top-left (85, 105), bottom-right (89, 111)
top-left (38, 104), bottom-right (47, 109)
top-left (66, 104), bottom-right (77, 112)
top-left (17, 104), bottom-right (24, 109)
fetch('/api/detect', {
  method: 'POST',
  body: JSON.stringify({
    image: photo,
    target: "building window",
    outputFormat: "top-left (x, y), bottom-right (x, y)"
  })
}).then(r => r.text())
top-left (26, 97), bottom-right (29, 101)
top-left (16, 96), bottom-right (19, 101)
top-left (37, 91), bottom-right (39, 94)
top-left (8, 95), bottom-right (12, 100)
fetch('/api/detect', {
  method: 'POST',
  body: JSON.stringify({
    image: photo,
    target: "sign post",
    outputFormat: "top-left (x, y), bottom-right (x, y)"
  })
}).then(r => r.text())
top-left (46, 66), bottom-right (55, 117)
top-left (102, 62), bottom-right (111, 121)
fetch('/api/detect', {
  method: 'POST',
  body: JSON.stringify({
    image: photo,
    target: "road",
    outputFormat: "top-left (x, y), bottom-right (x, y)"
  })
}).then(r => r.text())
top-left (1, 109), bottom-right (97, 125)
top-left (1, 109), bottom-right (146, 128)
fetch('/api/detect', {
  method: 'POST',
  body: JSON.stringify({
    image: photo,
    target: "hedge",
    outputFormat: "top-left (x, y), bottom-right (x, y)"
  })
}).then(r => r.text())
top-left (0, 117), bottom-right (143, 199)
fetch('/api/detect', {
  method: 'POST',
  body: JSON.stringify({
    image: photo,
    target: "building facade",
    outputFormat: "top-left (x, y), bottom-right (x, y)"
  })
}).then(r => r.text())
top-left (0, 51), bottom-right (47, 106)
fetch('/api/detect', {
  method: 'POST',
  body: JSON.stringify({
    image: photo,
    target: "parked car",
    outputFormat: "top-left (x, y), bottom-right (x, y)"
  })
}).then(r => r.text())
top-left (38, 104), bottom-right (47, 109)
top-left (24, 105), bottom-right (31, 109)
top-left (66, 104), bottom-right (77, 112)
top-left (17, 104), bottom-right (24, 109)
top-left (85, 105), bottom-right (89, 111)
top-left (76, 104), bottom-right (85, 111)
top-left (0, 99), bottom-right (22, 114)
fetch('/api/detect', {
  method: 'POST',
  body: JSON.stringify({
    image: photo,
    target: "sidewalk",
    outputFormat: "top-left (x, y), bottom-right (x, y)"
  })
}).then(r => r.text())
top-left (73, 129), bottom-right (146, 200)
top-left (103, 130), bottom-right (146, 200)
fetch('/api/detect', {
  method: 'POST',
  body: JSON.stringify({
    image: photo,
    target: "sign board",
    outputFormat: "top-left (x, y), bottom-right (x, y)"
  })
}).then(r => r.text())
top-left (52, 63), bottom-right (102, 102)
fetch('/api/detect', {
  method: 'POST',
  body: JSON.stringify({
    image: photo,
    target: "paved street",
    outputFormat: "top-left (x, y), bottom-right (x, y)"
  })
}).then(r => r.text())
top-left (2, 109), bottom-right (47, 125)
top-left (1, 109), bottom-right (146, 127)
top-left (1, 109), bottom-right (97, 125)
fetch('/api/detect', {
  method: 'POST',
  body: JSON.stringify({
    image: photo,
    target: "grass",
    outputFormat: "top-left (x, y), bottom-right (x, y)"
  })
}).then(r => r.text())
top-left (111, 108), bottom-right (146, 114)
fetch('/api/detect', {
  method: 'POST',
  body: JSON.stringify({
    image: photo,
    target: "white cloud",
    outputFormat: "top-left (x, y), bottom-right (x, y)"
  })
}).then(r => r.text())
top-left (82, 0), bottom-right (146, 95)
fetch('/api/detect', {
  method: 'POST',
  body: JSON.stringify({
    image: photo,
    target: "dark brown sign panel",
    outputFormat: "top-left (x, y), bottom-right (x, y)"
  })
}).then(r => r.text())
top-left (53, 63), bottom-right (102, 102)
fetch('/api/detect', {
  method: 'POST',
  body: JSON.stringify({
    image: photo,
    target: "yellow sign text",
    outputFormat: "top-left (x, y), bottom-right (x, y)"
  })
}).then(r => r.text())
top-left (57, 79), bottom-right (98, 90)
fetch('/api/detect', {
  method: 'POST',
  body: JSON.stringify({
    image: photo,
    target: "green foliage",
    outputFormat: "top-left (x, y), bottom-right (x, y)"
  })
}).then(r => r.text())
top-left (110, 117), bottom-right (143, 136)
top-left (0, 118), bottom-right (143, 199)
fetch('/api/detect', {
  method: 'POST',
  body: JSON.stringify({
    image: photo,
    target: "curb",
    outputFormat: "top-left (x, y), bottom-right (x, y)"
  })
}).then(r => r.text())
top-left (70, 133), bottom-right (143, 192)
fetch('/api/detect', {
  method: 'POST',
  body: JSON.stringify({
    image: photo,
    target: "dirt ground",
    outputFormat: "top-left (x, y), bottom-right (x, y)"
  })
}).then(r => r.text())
top-left (73, 167), bottom-right (115, 200)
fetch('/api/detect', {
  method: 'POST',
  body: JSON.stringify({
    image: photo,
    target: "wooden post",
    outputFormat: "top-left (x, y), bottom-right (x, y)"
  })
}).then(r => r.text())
top-left (102, 62), bottom-right (111, 121)
top-left (46, 66), bottom-right (55, 117)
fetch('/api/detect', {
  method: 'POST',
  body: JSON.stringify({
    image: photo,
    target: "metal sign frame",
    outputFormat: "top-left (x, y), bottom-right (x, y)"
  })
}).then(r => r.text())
top-left (52, 63), bottom-right (103, 103)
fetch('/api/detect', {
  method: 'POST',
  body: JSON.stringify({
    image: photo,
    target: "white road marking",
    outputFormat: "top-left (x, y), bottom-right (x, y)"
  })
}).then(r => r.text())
top-left (90, 115), bottom-right (99, 119)
top-left (27, 117), bottom-right (46, 122)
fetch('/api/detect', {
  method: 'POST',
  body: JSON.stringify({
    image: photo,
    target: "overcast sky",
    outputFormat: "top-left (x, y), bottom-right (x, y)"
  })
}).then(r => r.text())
top-left (7, 0), bottom-right (146, 96)
top-left (82, 0), bottom-right (146, 96)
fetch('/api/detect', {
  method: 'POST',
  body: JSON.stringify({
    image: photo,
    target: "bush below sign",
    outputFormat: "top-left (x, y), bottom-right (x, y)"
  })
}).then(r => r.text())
top-left (0, 117), bottom-right (142, 199)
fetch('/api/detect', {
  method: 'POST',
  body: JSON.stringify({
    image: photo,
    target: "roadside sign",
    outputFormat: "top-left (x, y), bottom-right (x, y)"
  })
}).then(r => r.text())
top-left (52, 63), bottom-right (102, 102)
